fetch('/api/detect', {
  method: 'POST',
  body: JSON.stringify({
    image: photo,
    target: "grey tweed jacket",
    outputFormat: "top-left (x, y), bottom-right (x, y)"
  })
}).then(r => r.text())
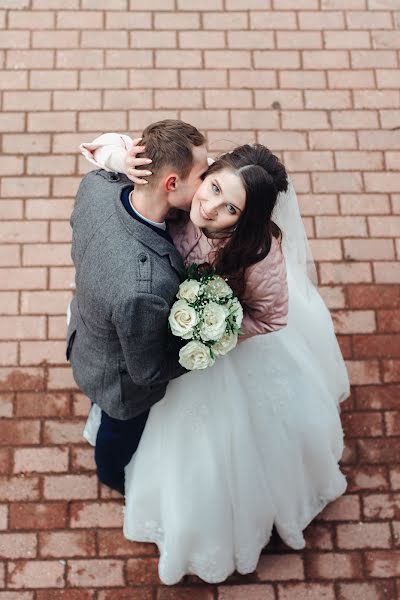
top-left (67, 169), bottom-right (187, 420)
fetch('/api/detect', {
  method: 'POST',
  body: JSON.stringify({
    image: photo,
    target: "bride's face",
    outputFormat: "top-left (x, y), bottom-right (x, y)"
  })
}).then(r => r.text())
top-left (190, 168), bottom-right (246, 233)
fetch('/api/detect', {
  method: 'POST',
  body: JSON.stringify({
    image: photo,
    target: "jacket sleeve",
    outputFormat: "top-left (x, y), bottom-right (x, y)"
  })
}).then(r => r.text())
top-left (80, 133), bottom-right (133, 173)
top-left (240, 238), bottom-right (289, 341)
top-left (114, 292), bottom-right (187, 386)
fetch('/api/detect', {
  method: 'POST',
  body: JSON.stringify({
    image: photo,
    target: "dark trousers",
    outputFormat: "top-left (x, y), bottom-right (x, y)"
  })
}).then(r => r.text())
top-left (94, 408), bottom-right (150, 495)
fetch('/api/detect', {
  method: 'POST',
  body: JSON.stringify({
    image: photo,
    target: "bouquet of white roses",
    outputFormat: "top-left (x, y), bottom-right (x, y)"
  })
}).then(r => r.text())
top-left (168, 264), bottom-right (243, 370)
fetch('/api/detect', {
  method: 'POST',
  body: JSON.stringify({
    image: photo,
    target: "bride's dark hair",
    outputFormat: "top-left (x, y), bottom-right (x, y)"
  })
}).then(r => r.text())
top-left (206, 144), bottom-right (288, 298)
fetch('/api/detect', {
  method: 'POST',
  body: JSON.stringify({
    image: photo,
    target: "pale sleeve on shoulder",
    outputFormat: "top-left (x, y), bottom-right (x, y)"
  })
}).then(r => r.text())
top-left (79, 133), bottom-right (133, 173)
top-left (240, 237), bottom-right (289, 340)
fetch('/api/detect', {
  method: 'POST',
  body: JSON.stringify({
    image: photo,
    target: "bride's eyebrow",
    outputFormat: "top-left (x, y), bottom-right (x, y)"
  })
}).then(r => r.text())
top-left (215, 178), bottom-right (242, 212)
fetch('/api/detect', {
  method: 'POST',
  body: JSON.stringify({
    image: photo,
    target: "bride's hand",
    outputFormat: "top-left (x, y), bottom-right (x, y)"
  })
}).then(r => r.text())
top-left (125, 137), bottom-right (153, 185)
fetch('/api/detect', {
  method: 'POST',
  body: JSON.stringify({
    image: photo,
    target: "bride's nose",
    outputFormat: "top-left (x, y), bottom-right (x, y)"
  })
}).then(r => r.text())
top-left (206, 198), bottom-right (220, 215)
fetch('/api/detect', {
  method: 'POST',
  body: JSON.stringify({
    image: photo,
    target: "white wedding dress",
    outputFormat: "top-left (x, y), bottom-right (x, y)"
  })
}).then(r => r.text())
top-left (83, 184), bottom-right (350, 585)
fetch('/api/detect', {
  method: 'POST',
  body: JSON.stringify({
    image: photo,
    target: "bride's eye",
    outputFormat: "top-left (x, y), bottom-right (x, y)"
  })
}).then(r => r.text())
top-left (226, 204), bottom-right (236, 215)
top-left (212, 182), bottom-right (220, 194)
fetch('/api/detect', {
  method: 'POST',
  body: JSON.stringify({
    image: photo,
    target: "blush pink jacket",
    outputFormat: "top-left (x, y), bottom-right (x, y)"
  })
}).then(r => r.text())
top-left (80, 134), bottom-right (289, 339)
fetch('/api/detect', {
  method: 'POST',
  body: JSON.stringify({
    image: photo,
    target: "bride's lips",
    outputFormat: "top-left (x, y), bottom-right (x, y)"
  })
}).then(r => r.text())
top-left (199, 203), bottom-right (213, 220)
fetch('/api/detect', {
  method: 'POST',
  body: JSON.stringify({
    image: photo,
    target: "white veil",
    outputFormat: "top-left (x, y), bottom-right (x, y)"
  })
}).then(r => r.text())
top-left (272, 178), bottom-right (318, 298)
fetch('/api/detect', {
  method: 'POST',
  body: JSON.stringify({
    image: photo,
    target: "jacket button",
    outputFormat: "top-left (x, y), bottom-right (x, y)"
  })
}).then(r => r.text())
top-left (140, 256), bottom-right (147, 263)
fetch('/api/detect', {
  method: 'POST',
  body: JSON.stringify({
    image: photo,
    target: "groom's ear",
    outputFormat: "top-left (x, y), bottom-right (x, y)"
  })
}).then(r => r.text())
top-left (164, 175), bottom-right (177, 192)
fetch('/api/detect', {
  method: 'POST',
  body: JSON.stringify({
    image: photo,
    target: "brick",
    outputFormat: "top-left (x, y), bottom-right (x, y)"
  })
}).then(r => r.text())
top-left (254, 50), bottom-right (300, 69)
top-left (0, 70), bottom-right (27, 90)
top-left (365, 173), bottom-right (400, 193)
top-left (336, 151), bottom-right (383, 170)
top-left (309, 131), bottom-right (357, 151)
top-left (342, 411), bottom-right (383, 437)
top-left (30, 69), bottom-right (77, 89)
top-left (0, 506), bottom-right (8, 530)
top-left (305, 524), bottom-right (334, 550)
top-left (346, 359), bottom-right (381, 384)
top-left (204, 50), bottom-right (251, 69)
top-left (274, 0), bottom-right (318, 7)
top-left (27, 112), bottom-right (76, 133)
top-left (80, 30), bottom-right (128, 49)
top-left (337, 582), bottom-right (396, 600)
top-left (0, 200), bottom-right (24, 220)
top-left (0, 30), bottom-right (29, 49)
top-left (58, 10), bottom-right (103, 28)
top-left (180, 110), bottom-right (229, 129)
top-left (0, 393), bottom-right (15, 416)
top-left (50, 267), bottom-right (75, 290)
top-left (68, 559), bottom-right (124, 587)
top-left (374, 263), bottom-right (400, 284)
top-left (43, 420), bottom-right (86, 445)
top-left (3, 133), bottom-right (50, 153)
top-left (32, 30), bottom-right (79, 49)
top-left (0, 222), bottom-right (48, 244)
top-left (70, 447), bottom-right (96, 472)
top-left (15, 393), bottom-right (70, 417)
top-left (249, 10), bottom-right (296, 30)
top-left (318, 286), bottom-right (346, 309)
top-left (2, 177), bottom-right (50, 197)
top-left (299, 10), bottom-right (344, 29)
top-left (306, 90), bottom-right (351, 109)
top-left (344, 465), bottom-right (389, 493)
top-left (204, 12), bottom-right (248, 30)
top-left (386, 152), bottom-right (400, 170)
top-left (154, 12), bottom-right (200, 29)
top-left (277, 584), bottom-right (335, 600)
top-left (40, 531), bottom-right (96, 558)
top-left (352, 49), bottom-right (398, 68)
top-left (385, 411), bottom-right (400, 436)
top-left (14, 447), bottom-right (69, 473)
top-left (155, 90), bottom-right (202, 109)
top-left (0, 113), bottom-right (25, 132)
top-left (0, 292), bottom-right (19, 315)
top-left (126, 558), bottom-right (160, 585)
top-left (347, 285), bottom-right (400, 308)
top-left (0, 446), bottom-right (12, 470)
top-left (344, 239), bottom-right (394, 261)
top-left (372, 31), bottom-right (400, 49)
top-left (277, 31), bottom-right (322, 49)
top-left (81, 69), bottom-right (128, 89)
top-left (340, 194), bottom-right (390, 215)
top-left (280, 70), bottom-right (326, 89)
top-left (0, 532), bottom-right (37, 558)
top-left (303, 50), bottom-right (349, 69)
top-left (313, 172), bottom-right (363, 193)
top-left (369, 216), bottom-right (400, 237)
top-left (130, 69), bottom-right (178, 88)
top-left (7, 49), bottom-right (53, 69)
top-left (70, 502), bottom-right (123, 528)
top-left (54, 90), bottom-right (101, 110)
top-left (179, 31), bottom-right (225, 49)
top-left (22, 243), bottom-right (72, 266)
top-left (0, 316), bottom-right (46, 340)
top-left (10, 502), bottom-right (68, 530)
top-left (103, 89), bottom-right (152, 109)
top-left (99, 591), bottom-right (151, 600)
top-left (360, 434), bottom-right (400, 463)
top-left (57, 50), bottom-right (104, 69)
top-left (0, 367), bottom-right (45, 392)
top-left (282, 111), bottom-right (330, 130)
top-left (0, 245), bottom-right (20, 267)
top-left (8, 560), bottom-right (65, 589)
top-left (258, 131), bottom-right (307, 150)
top-left (347, 10), bottom-right (393, 29)
top-left (229, 70), bottom-right (276, 89)
top-left (329, 70), bottom-right (375, 89)
top-left (380, 110), bottom-right (400, 129)
top-left (50, 223), bottom-right (71, 243)
top-left (255, 90), bottom-right (303, 109)
top-left (98, 529), bottom-right (156, 557)
top-left (26, 200), bottom-right (74, 220)
top-left (377, 310), bottom-right (400, 333)
top-left (316, 216), bottom-right (367, 238)
top-left (331, 110), bottom-right (379, 130)
top-left (333, 310), bottom-right (376, 334)
top-left (78, 111), bottom-right (126, 132)
top-left (309, 239), bottom-right (342, 260)
top-left (131, 31), bottom-right (176, 48)
top-left (0, 420), bottom-right (40, 446)
top-left (355, 384), bottom-right (400, 410)
top-left (257, 554), bottom-right (304, 581)
top-left (355, 90), bottom-right (400, 109)
top-left (133, 0), bottom-right (174, 6)
top-left (0, 476), bottom-right (39, 501)
top-left (284, 151), bottom-right (333, 172)
top-left (229, 110), bottom-right (277, 132)
top-left (47, 367), bottom-right (77, 389)
top-left (305, 552), bottom-right (363, 579)
top-left (21, 291), bottom-right (72, 315)
top-left (206, 90), bottom-right (252, 109)
top-left (226, 0), bottom-right (269, 6)
top-left (44, 474), bottom-right (97, 500)
top-left (34, 0), bottom-right (79, 6)
top-left (155, 49), bottom-right (201, 68)
top-left (365, 551), bottom-right (400, 577)
top-left (383, 359), bottom-right (400, 382)
top-left (0, 341), bottom-right (17, 366)
top-left (325, 30), bottom-right (371, 49)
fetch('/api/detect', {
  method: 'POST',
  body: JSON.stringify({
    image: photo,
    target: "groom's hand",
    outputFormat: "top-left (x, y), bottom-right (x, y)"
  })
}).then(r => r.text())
top-left (126, 137), bottom-right (153, 185)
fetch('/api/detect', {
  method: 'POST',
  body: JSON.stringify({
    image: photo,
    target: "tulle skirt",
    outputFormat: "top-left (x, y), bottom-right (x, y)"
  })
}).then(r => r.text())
top-left (84, 265), bottom-right (350, 585)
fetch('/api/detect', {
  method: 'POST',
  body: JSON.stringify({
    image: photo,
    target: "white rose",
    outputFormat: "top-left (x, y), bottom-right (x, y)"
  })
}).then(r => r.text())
top-left (169, 299), bottom-right (198, 340)
top-left (199, 301), bottom-right (228, 342)
top-left (213, 332), bottom-right (238, 357)
top-left (177, 279), bottom-right (201, 304)
top-left (204, 275), bottom-right (232, 300)
top-left (179, 340), bottom-right (215, 370)
top-left (229, 297), bottom-right (243, 328)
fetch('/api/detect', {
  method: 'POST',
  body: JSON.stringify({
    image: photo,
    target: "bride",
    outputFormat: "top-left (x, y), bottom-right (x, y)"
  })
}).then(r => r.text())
top-left (80, 130), bottom-right (350, 585)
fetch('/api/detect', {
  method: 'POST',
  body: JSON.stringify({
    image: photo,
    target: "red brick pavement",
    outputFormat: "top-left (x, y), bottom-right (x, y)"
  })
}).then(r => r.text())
top-left (0, 0), bottom-right (399, 598)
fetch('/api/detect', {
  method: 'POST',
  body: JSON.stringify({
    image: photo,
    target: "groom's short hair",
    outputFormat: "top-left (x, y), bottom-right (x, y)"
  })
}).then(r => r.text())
top-left (140, 119), bottom-right (206, 184)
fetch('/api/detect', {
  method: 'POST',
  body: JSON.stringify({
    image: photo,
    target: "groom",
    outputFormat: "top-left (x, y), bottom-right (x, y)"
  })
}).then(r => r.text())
top-left (67, 120), bottom-right (208, 494)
